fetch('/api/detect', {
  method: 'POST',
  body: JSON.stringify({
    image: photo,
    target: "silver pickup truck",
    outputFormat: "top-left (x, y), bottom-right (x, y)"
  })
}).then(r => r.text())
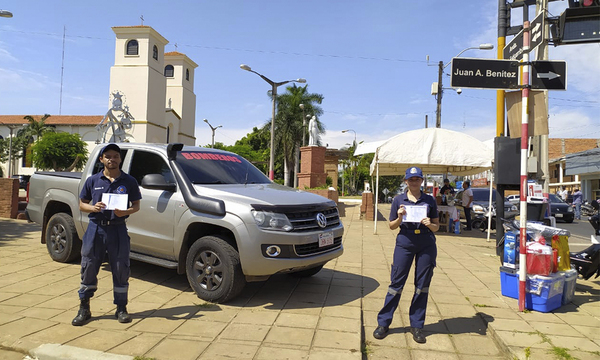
top-left (26, 143), bottom-right (344, 302)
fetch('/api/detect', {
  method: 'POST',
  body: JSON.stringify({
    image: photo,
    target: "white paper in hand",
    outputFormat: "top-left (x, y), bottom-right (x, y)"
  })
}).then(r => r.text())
top-left (101, 193), bottom-right (128, 210)
top-left (404, 205), bottom-right (428, 223)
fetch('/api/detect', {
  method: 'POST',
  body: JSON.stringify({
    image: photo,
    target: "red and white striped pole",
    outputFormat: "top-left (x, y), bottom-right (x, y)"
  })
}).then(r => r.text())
top-left (518, 20), bottom-right (531, 312)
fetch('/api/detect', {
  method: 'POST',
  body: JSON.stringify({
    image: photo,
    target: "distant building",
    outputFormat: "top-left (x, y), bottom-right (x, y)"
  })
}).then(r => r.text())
top-left (0, 25), bottom-right (197, 177)
top-left (548, 138), bottom-right (600, 200)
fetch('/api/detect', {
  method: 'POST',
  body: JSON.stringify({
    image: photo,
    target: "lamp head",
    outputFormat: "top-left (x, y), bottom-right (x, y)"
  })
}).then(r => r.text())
top-left (296, 78), bottom-right (307, 83)
top-left (456, 88), bottom-right (462, 95)
top-left (240, 64), bottom-right (251, 71)
top-left (0, 10), bottom-right (13, 18)
top-left (299, 103), bottom-right (304, 109)
top-left (479, 43), bottom-right (494, 50)
top-left (203, 119), bottom-right (208, 123)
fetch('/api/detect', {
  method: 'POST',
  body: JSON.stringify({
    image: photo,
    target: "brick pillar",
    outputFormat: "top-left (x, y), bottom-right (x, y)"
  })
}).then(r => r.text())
top-left (0, 178), bottom-right (19, 219)
top-left (362, 192), bottom-right (375, 220)
top-left (298, 146), bottom-right (327, 189)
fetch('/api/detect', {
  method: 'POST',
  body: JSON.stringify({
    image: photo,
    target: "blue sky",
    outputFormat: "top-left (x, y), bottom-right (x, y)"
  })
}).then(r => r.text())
top-left (0, 1), bottom-right (598, 149)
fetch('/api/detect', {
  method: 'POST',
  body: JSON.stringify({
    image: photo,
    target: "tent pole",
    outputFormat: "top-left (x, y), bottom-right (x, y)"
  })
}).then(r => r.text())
top-left (487, 170), bottom-right (493, 242)
top-left (374, 161), bottom-right (379, 234)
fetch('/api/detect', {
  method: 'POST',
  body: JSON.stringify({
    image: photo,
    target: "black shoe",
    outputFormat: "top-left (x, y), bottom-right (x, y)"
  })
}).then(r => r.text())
top-left (115, 305), bottom-right (132, 323)
top-left (373, 325), bottom-right (389, 339)
top-left (72, 299), bottom-right (91, 326)
top-left (410, 327), bottom-right (426, 344)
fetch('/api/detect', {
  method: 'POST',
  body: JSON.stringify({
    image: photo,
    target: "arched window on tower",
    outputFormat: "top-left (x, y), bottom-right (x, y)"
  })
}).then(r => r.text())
top-left (126, 40), bottom-right (139, 55)
top-left (186, 68), bottom-right (190, 81)
top-left (153, 45), bottom-right (158, 60)
top-left (164, 65), bottom-right (174, 77)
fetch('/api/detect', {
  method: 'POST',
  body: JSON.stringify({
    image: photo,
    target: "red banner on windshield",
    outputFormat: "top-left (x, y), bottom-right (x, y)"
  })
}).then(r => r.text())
top-left (181, 152), bottom-right (242, 163)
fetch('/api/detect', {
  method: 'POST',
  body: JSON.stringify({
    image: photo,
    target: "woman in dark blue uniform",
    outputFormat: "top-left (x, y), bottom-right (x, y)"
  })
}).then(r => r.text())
top-left (373, 166), bottom-right (439, 344)
top-left (72, 143), bottom-right (141, 326)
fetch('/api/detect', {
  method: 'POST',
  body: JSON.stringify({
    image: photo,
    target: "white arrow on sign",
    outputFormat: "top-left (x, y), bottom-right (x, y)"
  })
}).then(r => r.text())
top-left (537, 71), bottom-right (561, 80)
top-left (531, 22), bottom-right (542, 43)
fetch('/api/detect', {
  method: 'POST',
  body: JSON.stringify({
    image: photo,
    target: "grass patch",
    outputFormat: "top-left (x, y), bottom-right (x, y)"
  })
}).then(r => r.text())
top-left (134, 357), bottom-right (156, 360)
top-left (361, 340), bottom-right (373, 356)
top-left (195, 302), bottom-right (216, 308)
top-left (474, 304), bottom-right (490, 307)
top-left (524, 347), bottom-right (531, 359)
top-left (551, 347), bottom-right (576, 360)
top-left (465, 296), bottom-right (470, 302)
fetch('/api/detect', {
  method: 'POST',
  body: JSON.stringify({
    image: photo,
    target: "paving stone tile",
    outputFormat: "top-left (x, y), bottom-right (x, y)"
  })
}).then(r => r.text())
top-left (313, 329), bottom-right (360, 350)
top-left (145, 337), bottom-right (210, 360)
top-left (264, 326), bottom-right (315, 347)
top-left (547, 334), bottom-right (600, 352)
top-left (275, 312), bottom-right (319, 329)
top-left (171, 318), bottom-right (227, 339)
top-left (487, 318), bottom-right (535, 332)
top-left (66, 328), bottom-right (137, 352)
top-left (494, 330), bottom-right (551, 349)
top-left (411, 349), bottom-right (460, 360)
top-left (127, 315), bottom-right (184, 334)
top-left (321, 304), bottom-right (361, 319)
top-left (529, 321), bottom-right (581, 337)
top-left (254, 346), bottom-right (309, 360)
top-left (308, 348), bottom-right (362, 359)
top-left (198, 341), bottom-right (259, 359)
top-left (109, 332), bottom-right (166, 356)
top-left (450, 333), bottom-right (502, 356)
top-left (317, 316), bottom-right (360, 333)
top-left (365, 345), bottom-right (411, 359)
top-left (220, 322), bottom-right (270, 342)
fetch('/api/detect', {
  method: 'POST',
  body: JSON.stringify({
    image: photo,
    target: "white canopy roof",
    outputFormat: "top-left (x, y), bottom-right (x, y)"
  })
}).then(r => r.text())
top-left (369, 128), bottom-right (493, 177)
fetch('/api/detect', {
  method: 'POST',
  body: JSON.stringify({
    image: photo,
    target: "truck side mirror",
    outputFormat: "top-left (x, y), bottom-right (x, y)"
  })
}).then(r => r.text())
top-left (141, 174), bottom-right (176, 192)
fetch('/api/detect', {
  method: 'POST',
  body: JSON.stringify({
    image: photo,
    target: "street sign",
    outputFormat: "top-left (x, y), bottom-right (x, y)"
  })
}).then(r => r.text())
top-left (503, 13), bottom-right (545, 61)
top-left (531, 60), bottom-right (567, 90)
top-left (450, 57), bottom-right (520, 90)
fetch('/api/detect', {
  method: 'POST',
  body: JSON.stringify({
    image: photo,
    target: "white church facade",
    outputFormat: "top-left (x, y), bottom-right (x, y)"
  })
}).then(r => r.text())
top-left (0, 25), bottom-right (197, 177)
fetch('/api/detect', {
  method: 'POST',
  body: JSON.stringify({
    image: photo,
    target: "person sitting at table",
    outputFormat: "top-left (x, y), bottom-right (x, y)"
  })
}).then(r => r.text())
top-left (440, 179), bottom-right (454, 197)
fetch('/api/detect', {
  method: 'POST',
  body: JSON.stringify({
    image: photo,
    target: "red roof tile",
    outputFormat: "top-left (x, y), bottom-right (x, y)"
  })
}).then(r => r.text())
top-left (0, 115), bottom-right (103, 126)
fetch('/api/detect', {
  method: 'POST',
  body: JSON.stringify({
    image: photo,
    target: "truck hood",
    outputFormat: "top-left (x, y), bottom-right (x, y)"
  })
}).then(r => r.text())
top-left (194, 183), bottom-right (334, 207)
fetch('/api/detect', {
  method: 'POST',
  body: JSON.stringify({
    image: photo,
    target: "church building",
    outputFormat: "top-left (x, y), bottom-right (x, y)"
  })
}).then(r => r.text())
top-left (0, 25), bottom-right (198, 177)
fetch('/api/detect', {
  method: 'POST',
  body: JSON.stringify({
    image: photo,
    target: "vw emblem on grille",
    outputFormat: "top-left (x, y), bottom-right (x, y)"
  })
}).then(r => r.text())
top-left (316, 213), bottom-right (327, 228)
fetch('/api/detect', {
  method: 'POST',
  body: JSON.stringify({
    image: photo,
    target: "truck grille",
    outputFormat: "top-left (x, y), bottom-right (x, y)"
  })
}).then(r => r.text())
top-left (286, 207), bottom-right (341, 232)
top-left (295, 237), bottom-right (343, 256)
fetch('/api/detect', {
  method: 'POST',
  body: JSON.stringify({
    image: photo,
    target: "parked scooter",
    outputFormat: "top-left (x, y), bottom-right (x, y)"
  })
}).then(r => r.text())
top-left (570, 200), bottom-right (600, 280)
top-left (581, 200), bottom-right (598, 217)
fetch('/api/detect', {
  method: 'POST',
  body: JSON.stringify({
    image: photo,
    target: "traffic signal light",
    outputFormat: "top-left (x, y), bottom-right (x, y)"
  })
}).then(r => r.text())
top-left (551, 0), bottom-right (600, 44)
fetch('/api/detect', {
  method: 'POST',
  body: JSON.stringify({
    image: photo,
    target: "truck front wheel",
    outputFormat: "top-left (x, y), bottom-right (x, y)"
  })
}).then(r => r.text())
top-left (46, 212), bottom-right (81, 263)
top-left (186, 235), bottom-right (246, 303)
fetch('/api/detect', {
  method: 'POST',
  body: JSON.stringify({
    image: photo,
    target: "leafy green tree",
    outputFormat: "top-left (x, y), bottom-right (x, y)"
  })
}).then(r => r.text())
top-left (0, 134), bottom-right (29, 175)
top-left (19, 114), bottom-right (55, 141)
top-left (272, 84), bottom-right (324, 186)
top-left (31, 132), bottom-right (88, 171)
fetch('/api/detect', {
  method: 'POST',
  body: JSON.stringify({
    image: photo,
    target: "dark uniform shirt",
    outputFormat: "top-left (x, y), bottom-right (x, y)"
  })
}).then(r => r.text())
top-left (80, 170), bottom-right (141, 222)
top-left (390, 191), bottom-right (438, 232)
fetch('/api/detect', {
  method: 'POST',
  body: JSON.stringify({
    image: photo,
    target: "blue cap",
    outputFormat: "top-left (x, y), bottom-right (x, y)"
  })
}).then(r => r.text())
top-left (405, 166), bottom-right (423, 180)
top-left (101, 143), bottom-right (121, 155)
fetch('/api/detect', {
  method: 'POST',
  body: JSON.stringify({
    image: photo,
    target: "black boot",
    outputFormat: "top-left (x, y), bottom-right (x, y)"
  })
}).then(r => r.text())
top-left (115, 304), bottom-right (131, 323)
top-left (72, 298), bottom-right (91, 326)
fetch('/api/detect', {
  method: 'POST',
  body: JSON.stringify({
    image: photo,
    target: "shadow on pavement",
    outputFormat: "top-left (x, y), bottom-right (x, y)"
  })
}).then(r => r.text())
top-left (0, 219), bottom-right (41, 245)
top-left (426, 312), bottom-right (494, 336)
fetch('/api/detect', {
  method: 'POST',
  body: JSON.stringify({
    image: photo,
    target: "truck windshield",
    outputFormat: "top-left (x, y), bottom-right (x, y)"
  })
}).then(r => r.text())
top-left (176, 151), bottom-right (270, 185)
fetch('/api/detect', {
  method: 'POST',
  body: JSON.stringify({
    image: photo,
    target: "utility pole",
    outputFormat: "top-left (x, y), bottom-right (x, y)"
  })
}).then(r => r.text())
top-left (436, 61), bottom-right (443, 128)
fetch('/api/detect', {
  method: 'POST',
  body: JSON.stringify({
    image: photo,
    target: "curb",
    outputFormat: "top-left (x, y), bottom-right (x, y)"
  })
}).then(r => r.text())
top-left (29, 344), bottom-right (133, 360)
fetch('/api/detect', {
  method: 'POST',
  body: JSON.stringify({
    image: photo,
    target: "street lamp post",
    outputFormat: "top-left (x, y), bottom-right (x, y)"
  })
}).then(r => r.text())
top-left (203, 119), bottom-right (222, 148)
top-left (2, 124), bottom-right (21, 178)
top-left (342, 129), bottom-right (357, 195)
top-left (434, 43), bottom-right (494, 128)
top-left (240, 64), bottom-right (306, 180)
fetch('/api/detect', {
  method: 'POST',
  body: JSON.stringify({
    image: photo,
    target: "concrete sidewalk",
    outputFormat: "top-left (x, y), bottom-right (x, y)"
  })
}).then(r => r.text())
top-left (0, 202), bottom-right (598, 360)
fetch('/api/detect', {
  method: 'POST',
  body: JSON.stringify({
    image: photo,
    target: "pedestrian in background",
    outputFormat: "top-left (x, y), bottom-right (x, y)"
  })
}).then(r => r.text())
top-left (461, 180), bottom-right (474, 231)
top-left (373, 166), bottom-right (439, 344)
top-left (72, 143), bottom-right (142, 326)
top-left (573, 188), bottom-right (583, 220)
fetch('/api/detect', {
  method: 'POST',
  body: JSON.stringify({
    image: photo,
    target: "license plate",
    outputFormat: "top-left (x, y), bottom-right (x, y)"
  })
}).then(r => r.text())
top-left (318, 232), bottom-right (334, 247)
top-left (555, 213), bottom-right (563, 218)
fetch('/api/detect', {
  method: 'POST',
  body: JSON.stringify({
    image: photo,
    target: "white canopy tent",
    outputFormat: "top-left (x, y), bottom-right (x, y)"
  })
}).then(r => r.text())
top-left (369, 128), bottom-right (494, 233)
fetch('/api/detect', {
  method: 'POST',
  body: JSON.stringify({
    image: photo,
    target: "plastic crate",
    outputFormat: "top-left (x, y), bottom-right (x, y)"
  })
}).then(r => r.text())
top-left (559, 269), bottom-right (577, 305)
top-left (499, 267), bottom-right (565, 313)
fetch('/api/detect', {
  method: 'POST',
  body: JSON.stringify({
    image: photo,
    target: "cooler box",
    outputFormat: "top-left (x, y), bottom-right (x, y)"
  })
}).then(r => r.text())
top-left (499, 267), bottom-right (565, 312)
top-left (559, 269), bottom-right (577, 305)
top-left (526, 273), bottom-right (564, 313)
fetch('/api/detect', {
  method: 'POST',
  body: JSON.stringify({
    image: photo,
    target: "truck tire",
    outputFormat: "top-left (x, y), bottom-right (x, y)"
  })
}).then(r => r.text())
top-left (186, 235), bottom-right (246, 303)
top-left (289, 265), bottom-right (324, 278)
top-left (46, 212), bottom-right (81, 263)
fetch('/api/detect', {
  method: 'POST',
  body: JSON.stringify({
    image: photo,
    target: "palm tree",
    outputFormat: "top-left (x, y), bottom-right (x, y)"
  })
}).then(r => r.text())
top-left (21, 114), bottom-right (54, 141)
top-left (271, 84), bottom-right (324, 186)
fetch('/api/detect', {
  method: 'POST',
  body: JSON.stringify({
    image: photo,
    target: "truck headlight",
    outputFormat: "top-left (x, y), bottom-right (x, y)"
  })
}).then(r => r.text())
top-left (567, 206), bottom-right (573, 213)
top-left (252, 210), bottom-right (293, 232)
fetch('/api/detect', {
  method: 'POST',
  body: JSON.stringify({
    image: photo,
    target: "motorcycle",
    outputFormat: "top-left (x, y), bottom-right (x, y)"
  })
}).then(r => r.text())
top-left (569, 206), bottom-right (600, 280)
top-left (581, 200), bottom-right (598, 217)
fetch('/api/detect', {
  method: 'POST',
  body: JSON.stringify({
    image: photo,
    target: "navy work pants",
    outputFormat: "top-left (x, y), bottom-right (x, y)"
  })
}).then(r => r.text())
top-left (464, 207), bottom-right (472, 230)
top-left (78, 221), bottom-right (130, 305)
top-left (377, 231), bottom-right (436, 329)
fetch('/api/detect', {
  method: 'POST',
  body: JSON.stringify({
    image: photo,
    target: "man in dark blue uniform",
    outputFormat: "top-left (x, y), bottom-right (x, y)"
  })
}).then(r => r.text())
top-left (72, 143), bottom-right (141, 326)
top-left (373, 166), bottom-right (439, 344)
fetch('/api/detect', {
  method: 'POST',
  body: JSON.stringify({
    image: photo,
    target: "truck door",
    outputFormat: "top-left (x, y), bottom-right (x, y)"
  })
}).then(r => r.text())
top-left (126, 149), bottom-right (181, 259)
